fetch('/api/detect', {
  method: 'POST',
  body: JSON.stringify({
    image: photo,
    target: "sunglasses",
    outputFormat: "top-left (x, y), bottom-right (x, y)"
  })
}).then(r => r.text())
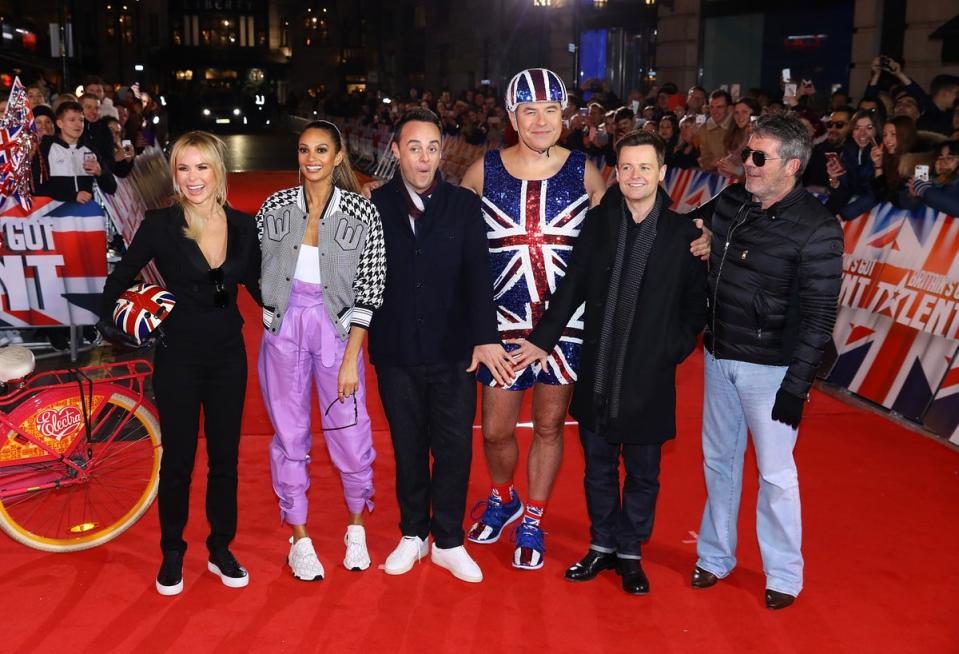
top-left (741, 147), bottom-right (782, 167)
top-left (323, 394), bottom-right (359, 431)
top-left (209, 267), bottom-right (228, 308)
top-left (826, 121), bottom-right (847, 129)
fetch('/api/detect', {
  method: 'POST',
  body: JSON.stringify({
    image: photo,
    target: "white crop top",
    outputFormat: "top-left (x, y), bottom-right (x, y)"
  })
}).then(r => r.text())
top-left (293, 243), bottom-right (322, 283)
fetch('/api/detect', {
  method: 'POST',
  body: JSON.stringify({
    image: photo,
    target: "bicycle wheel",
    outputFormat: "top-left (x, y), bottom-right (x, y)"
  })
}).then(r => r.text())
top-left (0, 390), bottom-right (161, 552)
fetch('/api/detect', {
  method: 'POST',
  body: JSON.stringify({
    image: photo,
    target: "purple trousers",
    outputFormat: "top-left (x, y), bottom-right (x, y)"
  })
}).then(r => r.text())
top-left (258, 280), bottom-right (375, 524)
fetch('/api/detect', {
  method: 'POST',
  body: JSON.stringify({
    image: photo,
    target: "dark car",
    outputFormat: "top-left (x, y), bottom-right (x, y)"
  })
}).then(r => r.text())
top-left (191, 92), bottom-right (273, 132)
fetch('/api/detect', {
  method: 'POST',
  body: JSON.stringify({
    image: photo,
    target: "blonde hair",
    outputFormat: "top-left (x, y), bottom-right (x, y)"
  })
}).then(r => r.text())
top-left (170, 131), bottom-right (228, 241)
top-left (51, 93), bottom-right (78, 112)
top-left (301, 121), bottom-right (361, 194)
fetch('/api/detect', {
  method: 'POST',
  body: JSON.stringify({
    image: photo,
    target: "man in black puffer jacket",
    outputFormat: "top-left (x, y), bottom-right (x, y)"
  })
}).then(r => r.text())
top-left (689, 114), bottom-right (844, 610)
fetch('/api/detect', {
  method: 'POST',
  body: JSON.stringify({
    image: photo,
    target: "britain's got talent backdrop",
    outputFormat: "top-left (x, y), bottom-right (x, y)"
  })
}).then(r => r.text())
top-left (0, 146), bottom-right (172, 328)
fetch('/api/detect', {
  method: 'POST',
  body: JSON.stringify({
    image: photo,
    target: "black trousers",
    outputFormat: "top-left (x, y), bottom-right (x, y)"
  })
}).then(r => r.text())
top-left (579, 427), bottom-right (663, 558)
top-left (152, 328), bottom-right (247, 555)
top-left (376, 361), bottom-right (475, 549)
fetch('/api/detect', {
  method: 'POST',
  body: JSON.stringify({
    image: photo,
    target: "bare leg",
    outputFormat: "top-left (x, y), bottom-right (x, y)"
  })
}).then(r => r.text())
top-left (481, 386), bottom-right (526, 485)
top-left (527, 383), bottom-right (574, 502)
top-left (349, 513), bottom-right (363, 526)
top-left (292, 524), bottom-right (309, 541)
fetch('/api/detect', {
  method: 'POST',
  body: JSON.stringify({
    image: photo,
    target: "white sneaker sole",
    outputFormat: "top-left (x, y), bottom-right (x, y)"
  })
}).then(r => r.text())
top-left (431, 554), bottom-right (483, 583)
top-left (207, 561), bottom-right (249, 588)
top-left (512, 558), bottom-right (545, 571)
top-left (288, 552), bottom-right (324, 580)
top-left (384, 548), bottom-right (429, 576)
top-left (467, 502), bottom-right (525, 545)
top-left (155, 579), bottom-right (183, 596)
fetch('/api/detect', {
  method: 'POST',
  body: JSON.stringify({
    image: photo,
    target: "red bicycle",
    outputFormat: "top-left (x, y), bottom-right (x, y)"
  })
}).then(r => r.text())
top-left (0, 346), bottom-right (161, 552)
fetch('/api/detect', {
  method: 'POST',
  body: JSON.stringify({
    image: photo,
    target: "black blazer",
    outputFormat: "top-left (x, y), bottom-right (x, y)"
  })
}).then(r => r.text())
top-left (528, 186), bottom-right (707, 444)
top-left (100, 204), bottom-right (262, 343)
top-left (368, 173), bottom-right (499, 367)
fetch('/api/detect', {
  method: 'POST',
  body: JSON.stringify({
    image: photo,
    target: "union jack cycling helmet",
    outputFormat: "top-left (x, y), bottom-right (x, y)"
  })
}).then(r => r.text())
top-left (112, 282), bottom-right (176, 345)
top-left (505, 68), bottom-right (568, 113)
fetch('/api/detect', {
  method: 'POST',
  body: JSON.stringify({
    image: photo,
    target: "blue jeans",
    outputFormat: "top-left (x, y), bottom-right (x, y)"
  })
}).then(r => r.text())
top-left (579, 427), bottom-right (662, 559)
top-left (696, 350), bottom-right (803, 597)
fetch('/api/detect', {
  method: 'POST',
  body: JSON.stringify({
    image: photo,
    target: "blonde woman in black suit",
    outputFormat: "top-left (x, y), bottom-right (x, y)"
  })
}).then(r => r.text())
top-left (99, 131), bottom-right (261, 597)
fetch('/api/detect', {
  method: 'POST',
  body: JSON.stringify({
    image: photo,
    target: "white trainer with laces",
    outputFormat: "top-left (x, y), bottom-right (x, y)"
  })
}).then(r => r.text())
top-left (384, 535), bottom-right (429, 575)
top-left (344, 525), bottom-right (372, 571)
top-left (430, 543), bottom-right (483, 583)
top-left (288, 536), bottom-right (325, 581)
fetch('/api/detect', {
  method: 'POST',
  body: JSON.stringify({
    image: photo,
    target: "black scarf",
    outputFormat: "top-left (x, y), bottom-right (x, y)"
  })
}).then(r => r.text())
top-left (592, 192), bottom-right (662, 423)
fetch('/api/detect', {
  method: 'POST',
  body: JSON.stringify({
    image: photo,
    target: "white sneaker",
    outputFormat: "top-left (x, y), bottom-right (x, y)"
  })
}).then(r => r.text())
top-left (384, 535), bottom-right (429, 575)
top-left (288, 536), bottom-right (325, 581)
top-left (344, 525), bottom-right (372, 571)
top-left (430, 543), bottom-right (483, 583)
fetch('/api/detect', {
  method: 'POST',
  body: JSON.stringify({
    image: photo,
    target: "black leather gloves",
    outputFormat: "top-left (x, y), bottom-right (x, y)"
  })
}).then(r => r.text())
top-left (771, 388), bottom-right (805, 429)
top-left (95, 318), bottom-right (140, 349)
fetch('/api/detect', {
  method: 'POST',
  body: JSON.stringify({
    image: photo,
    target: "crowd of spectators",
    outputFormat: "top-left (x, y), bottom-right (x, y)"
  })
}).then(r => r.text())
top-left (317, 55), bottom-right (958, 221)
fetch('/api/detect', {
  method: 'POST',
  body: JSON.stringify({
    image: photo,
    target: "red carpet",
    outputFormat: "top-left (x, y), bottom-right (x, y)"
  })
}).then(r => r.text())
top-left (1, 173), bottom-right (957, 653)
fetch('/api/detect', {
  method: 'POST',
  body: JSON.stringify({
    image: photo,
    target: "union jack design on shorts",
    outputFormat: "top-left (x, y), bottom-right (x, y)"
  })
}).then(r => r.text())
top-left (112, 283), bottom-right (176, 345)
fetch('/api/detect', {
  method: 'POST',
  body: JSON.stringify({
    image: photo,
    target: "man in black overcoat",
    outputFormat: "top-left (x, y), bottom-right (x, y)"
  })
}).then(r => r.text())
top-left (368, 108), bottom-right (515, 584)
top-left (511, 130), bottom-right (707, 595)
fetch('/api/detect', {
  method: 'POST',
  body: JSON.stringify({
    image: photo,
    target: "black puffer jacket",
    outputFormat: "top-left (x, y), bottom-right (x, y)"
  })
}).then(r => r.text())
top-left (696, 182), bottom-right (844, 399)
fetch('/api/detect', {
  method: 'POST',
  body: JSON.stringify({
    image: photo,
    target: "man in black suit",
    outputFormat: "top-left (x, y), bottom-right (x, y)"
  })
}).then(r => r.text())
top-left (368, 108), bottom-right (514, 584)
top-left (511, 131), bottom-right (707, 595)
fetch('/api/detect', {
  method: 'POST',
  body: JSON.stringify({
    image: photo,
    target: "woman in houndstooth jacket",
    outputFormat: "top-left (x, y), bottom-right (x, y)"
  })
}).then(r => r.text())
top-left (256, 120), bottom-right (385, 582)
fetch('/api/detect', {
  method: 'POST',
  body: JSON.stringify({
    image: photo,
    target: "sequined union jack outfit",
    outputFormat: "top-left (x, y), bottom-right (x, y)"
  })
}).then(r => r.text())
top-left (476, 149), bottom-right (589, 390)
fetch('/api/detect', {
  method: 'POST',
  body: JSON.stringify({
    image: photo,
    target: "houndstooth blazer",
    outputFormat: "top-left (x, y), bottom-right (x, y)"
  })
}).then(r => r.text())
top-left (256, 185), bottom-right (386, 339)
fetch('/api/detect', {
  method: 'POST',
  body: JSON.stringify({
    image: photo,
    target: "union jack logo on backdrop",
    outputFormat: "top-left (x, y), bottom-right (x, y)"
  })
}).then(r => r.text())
top-left (827, 201), bottom-right (959, 421)
top-left (663, 168), bottom-right (729, 213)
top-left (923, 351), bottom-right (959, 445)
top-left (112, 283), bottom-right (176, 345)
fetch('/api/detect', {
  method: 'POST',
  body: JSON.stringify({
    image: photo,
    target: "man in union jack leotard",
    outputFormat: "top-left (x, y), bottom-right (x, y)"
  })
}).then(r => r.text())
top-left (460, 68), bottom-right (607, 570)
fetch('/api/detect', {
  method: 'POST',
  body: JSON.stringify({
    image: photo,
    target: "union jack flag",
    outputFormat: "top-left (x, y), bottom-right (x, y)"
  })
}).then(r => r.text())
top-left (0, 76), bottom-right (40, 211)
top-left (483, 165), bottom-right (588, 384)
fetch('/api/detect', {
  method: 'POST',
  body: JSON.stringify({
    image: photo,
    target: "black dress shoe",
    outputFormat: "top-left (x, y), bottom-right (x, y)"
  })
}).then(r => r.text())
top-left (565, 550), bottom-right (617, 582)
top-left (765, 589), bottom-right (796, 610)
top-left (616, 558), bottom-right (649, 595)
top-left (691, 566), bottom-right (719, 589)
